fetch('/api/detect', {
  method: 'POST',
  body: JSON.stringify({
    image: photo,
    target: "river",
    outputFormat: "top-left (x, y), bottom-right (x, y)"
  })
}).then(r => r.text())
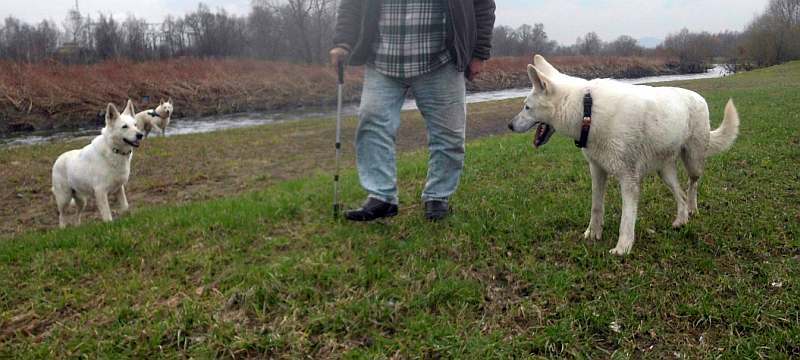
top-left (0, 65), bottom-right (730, 148)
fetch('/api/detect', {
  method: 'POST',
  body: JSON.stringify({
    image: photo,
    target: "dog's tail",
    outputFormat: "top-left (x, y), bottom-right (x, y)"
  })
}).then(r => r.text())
top-left (707, 99), bottom-right (740, 157)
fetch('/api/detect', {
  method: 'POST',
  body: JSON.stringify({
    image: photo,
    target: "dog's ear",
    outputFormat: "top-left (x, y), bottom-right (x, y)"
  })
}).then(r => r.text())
top-left (533, 55), bottom-right (561, 77)
top-left (106, 103), bottom-right (120, 126)
top-left (528, 65), bottom-right (555, 94)
top-left (123, 99), bottom-right (136, 116)
top-left (167, 97), bottom-right (172, 104)
top-left (160, 99), bottom-right (164, 105)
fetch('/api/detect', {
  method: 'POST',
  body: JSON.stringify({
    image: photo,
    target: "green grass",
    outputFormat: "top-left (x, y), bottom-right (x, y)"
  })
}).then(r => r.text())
top-left (1, 62), bottom-right (800, 358)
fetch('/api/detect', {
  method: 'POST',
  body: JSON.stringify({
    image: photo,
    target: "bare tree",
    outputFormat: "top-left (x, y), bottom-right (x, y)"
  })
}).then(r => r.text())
top-left (576, 32), bottom-right (602, 56)
top-left (661, 28), bottom-right (716, 71)
top-left (94, 15), bottom-right (122, 60)
top-left (308, 0), bottom-right (336, 63)
top-left (0, 17), bottom-right (61, 62)
top-left (122, 16), bottom-right (149, 60)
top-left (282, 0), bottom-right (317, 63)
top-left (249, 1), bottom-right (285, 59)
top-left (744, 0), bottom-right (800, 65)
top-left (490, 24), bottom-right (556, 57)
top-left (517, 24), bottom-right (556, 56)
top-left (605, 35), bottom-right (643, 57)
top-left (490, 25), bottom-right (515, 56)
top-left (159, 16), bottom-right (184, 58)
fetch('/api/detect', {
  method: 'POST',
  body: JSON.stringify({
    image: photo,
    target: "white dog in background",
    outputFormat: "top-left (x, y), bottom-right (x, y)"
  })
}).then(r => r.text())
top-left (135, 98), bottom-right (173, 137)
top-left (509, 55), bottom-right (740, 255)
top-left (52, 100), bottom-right (144, 227)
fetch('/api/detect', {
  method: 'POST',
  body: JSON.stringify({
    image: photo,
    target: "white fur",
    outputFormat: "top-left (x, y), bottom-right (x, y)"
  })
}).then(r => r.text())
top-left (510, 55), bottom-right (740, 255)
top-left (52, 100), bottom-right (145, 227)
top-left (135, 98), bottom-right (173, 137)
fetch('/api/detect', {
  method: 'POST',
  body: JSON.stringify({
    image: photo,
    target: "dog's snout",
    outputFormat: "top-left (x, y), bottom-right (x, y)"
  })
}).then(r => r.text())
top-left (507, 123), bottom-right (514, 131)
top-left (136, 133), bottom-right (144, 140)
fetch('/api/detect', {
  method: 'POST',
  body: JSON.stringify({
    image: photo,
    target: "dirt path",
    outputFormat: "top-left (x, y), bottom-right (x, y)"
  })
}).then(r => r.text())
top-left (0, 99), bottom-right (520, 238)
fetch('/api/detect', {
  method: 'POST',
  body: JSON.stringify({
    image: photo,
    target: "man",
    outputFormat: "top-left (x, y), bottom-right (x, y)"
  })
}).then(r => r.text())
top-left (331, 0), bottom-right (496, 222)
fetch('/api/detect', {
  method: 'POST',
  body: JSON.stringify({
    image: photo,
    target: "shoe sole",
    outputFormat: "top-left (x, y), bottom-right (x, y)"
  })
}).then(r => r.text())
top-left (425, 212), bottom-right (449, 221)
top-left (345, 210), bottom-right (399, 222)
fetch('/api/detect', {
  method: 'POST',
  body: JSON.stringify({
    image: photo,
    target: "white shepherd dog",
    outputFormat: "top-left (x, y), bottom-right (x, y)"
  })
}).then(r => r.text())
top-left (52, 100), bottom-right (145, 227)
top-left (509, 55), bottom-right (740, 255)
top-left (135, 98), bottom-right (173, 137)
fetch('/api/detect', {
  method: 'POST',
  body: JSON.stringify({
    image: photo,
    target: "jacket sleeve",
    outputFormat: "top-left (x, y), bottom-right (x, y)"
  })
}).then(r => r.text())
top-left (473, 0), bottom-right (496, 60)
top-left (333, 0), bottom-right (362, 51)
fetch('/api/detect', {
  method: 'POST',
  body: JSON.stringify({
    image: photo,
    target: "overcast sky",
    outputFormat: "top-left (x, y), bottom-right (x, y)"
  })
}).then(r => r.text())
top-left (1, 0), bottom-right (770, 44)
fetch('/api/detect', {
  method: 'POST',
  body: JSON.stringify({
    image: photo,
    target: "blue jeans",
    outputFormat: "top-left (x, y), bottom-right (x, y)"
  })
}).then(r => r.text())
top-left (356, 63), bottom-right (466, 205)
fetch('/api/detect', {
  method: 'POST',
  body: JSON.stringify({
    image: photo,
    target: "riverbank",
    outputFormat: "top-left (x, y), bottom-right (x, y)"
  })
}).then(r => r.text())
top-left (0, 56), bottom-right (685, 134)
top-left (1, 62), bottom-right (798, 357)
top-left (471, 56), bottom-right (686, 91)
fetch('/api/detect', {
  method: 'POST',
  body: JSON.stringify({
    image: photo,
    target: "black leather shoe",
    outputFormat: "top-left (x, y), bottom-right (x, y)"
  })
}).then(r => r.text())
top-left (345, 197), bottom-right (398, 222)
top-left (424, 200), bottom-right (450, 221)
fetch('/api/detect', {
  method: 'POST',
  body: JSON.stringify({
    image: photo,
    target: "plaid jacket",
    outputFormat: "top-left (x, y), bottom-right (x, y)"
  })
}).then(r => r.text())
top-left (372, 0), bottom-right (452, 79)
top-left (334, 0), bottom-right (496, 74)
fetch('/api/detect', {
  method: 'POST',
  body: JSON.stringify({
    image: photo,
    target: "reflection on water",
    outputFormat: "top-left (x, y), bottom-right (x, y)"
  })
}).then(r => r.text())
top-left (1, 66), bottom-right (729, 148)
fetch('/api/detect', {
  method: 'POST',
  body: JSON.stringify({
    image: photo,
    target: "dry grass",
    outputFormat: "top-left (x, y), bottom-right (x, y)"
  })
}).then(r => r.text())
top-left (0, 58), bottom-right (365, 132)
top-left (0, 56), bottom-right (678, 133)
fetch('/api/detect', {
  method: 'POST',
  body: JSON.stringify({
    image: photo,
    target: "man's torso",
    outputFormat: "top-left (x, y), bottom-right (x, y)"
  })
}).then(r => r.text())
top-left (372, 0), bottom-right (452, 79)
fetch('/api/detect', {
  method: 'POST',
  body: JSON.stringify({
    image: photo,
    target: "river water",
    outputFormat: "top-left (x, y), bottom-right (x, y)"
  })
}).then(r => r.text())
top-left (0, 65), bottom-right (729, 148)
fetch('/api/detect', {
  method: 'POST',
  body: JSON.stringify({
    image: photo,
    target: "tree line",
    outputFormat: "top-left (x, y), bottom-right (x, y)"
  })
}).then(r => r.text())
top-left (480, 0), bottom-right (799, 68)
top-left (492, 25), bottom-right (645, 58)
top-left (0, 0), bottom-right (336, 64)
top-left (0, 0), bottom-right (798, 67)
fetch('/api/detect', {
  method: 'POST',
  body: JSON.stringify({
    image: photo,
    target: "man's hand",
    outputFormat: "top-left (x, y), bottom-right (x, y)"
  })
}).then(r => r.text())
top-left (330, 47), bottom-right (350, 66)
top-left (467, 58), bottom-right (484, 81)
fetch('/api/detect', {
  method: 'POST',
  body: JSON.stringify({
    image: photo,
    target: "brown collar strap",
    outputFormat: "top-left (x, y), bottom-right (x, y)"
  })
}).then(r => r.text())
top-left (575, 92), bottom-right (592, 148)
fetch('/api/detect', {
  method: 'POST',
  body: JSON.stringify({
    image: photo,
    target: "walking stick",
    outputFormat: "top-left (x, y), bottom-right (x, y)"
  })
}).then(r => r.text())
top-left (333, 61), bottom-right (345, 218)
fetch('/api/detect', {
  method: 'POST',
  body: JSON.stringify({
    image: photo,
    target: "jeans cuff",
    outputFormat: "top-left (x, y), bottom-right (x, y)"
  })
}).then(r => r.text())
top-left (421, 196), bottom-right (448, 203)
top-left (368, 194), bottom-right (398, 205)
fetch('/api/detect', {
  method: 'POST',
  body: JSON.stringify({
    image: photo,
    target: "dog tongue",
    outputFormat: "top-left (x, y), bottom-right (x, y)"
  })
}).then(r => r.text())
top-left (533, 124), bottom-right (548, 148)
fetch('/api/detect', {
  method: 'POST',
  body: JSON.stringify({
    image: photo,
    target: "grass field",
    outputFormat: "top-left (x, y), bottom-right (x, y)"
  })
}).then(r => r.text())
top-left (1, 62), bottom-right (799, 358)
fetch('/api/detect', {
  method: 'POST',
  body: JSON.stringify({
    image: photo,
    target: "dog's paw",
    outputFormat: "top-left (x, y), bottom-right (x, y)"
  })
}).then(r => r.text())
top-left (609, 247), bottom-right (631, 256)
top-left (671, 216), bottom-right (688, 228)
top-left (609, 240), bottom-right (633, 256)
top-left (583, 226), bottom-right (602, 241)
top-left (688, 206), bottom-right (699, 217)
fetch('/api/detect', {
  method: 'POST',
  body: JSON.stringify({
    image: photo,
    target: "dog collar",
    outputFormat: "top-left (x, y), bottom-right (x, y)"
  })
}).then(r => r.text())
top-left (575, 92), bottom-right (593, 148)
top-left (148, 110), bottom-right (163, 119)
top-left (112, 147), bottom-right (132, 156)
